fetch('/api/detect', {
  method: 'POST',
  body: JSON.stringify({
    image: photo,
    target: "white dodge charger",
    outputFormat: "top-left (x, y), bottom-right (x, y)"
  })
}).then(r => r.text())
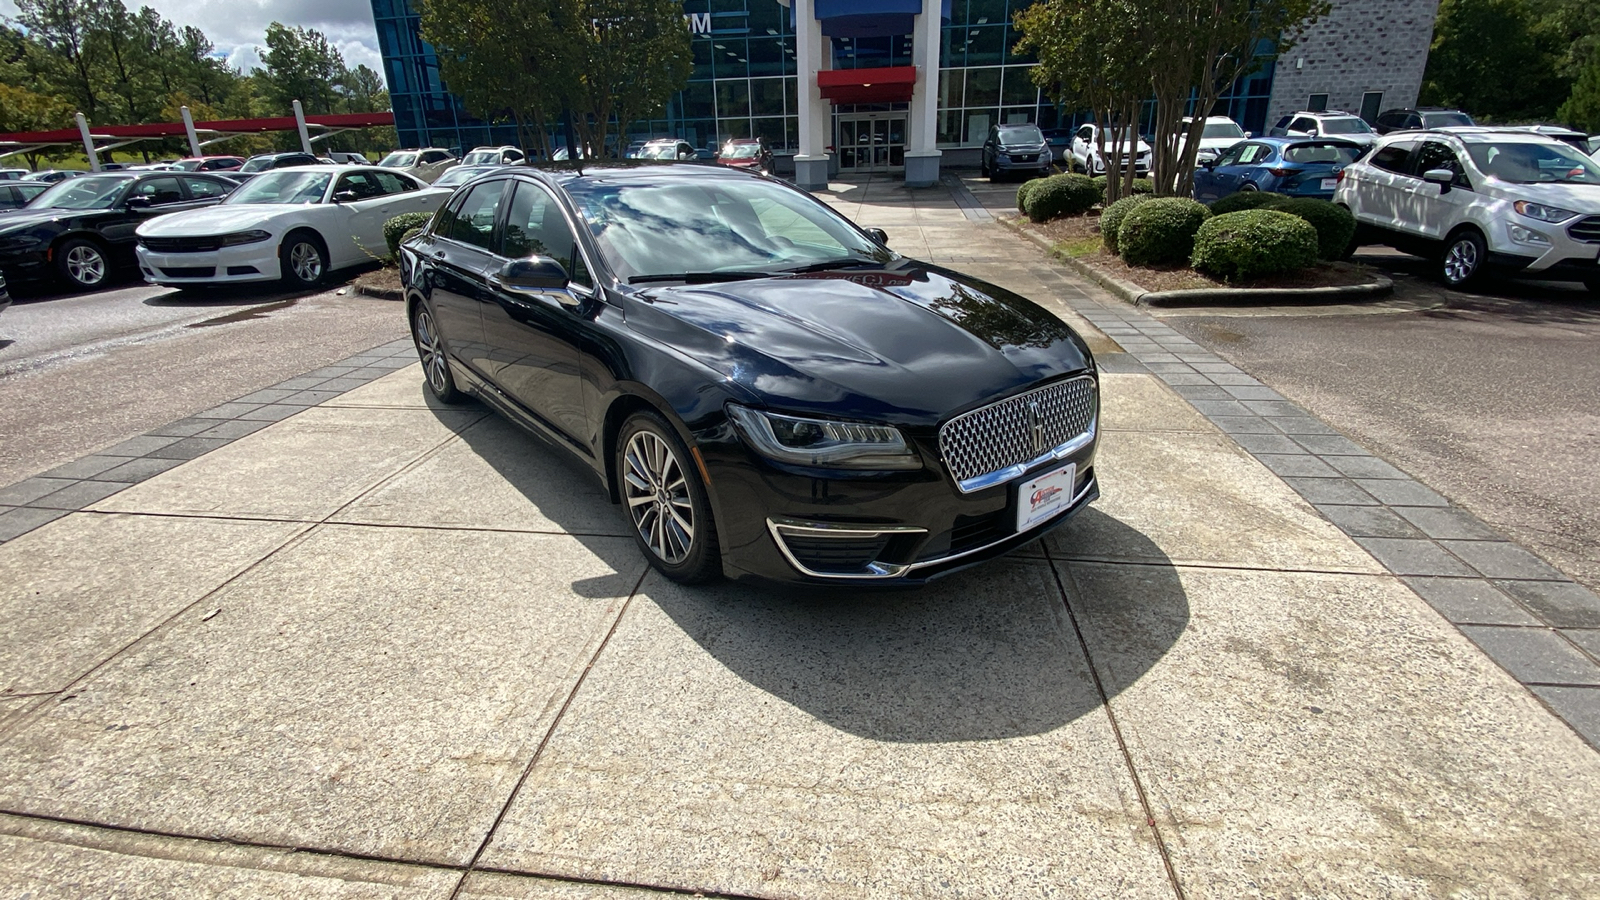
top-left (135, 165), bottom-right (449, 289)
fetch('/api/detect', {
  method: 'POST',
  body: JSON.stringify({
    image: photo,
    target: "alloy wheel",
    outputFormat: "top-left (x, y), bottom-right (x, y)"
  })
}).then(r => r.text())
top-left (289, 241), bottom-right (323, 282)
top-left (1443, 238), bottom-right (1478, 284)
top-left (622, 429), bottom-right (695, 564)
top-left (65, 244), bottom-right (106, 286)
top-left (413, 308), bottom-right (449, 393)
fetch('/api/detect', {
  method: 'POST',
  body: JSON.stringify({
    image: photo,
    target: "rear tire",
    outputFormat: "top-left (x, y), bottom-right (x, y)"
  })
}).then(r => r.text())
top-left (55, 237), bottom-right (109, 291)
top-left (279, 231), bottom-right (327, 288)
top-left (410, 303), bottom-right (465, 404)
top-left (1439, 229), bottom-right (1486, 289)
top-left (616, 410), bottom-right (721, 584)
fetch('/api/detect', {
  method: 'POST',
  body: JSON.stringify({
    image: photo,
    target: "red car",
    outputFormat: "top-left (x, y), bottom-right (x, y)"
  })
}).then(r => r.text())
top-left (716, 138), bottom-right (774, 174)
top-left (172, 156), bottom-right (245, 172)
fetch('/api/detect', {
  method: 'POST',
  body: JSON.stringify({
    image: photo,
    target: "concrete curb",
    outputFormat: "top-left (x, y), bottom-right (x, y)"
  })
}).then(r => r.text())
top-left (998, 216), bottom-right (1394, 307)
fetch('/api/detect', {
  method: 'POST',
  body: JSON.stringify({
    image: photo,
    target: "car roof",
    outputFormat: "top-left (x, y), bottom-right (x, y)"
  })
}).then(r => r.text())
top-left (1412, 127), bottom-right (1576, 144)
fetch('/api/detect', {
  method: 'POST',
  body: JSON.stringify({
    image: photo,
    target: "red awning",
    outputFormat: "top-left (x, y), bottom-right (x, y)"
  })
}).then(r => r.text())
top-left (0, 112), bottom-right (395, 145)
top-left (817, 66), bottom-right (917, 105)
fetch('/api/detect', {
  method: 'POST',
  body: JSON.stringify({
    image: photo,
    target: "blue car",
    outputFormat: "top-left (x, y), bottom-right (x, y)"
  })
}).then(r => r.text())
top-left (1192, 136), bottom-right (1365, 204)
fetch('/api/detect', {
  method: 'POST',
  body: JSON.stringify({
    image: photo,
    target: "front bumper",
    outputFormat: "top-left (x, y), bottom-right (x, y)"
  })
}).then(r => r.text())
top-left (993, 153), bottom-right (1050, 172)
top-left (1486, 217), bottom-right (1600, 274)
top-left (701, 432), bottom-right (1100, 587)
top-left (136, 243), bottom-right (281, 285)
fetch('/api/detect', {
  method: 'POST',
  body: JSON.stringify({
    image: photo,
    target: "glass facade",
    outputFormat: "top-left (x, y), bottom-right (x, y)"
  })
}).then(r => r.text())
top-left (371, 0), bottom-right (1280, 155)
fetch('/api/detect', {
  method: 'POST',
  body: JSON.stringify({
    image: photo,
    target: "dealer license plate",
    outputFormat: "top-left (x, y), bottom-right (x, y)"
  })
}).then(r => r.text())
top-left (1016, 463), bottom-right (1077, 533)
top-left (1320, 178), bottom-right (1339, 191)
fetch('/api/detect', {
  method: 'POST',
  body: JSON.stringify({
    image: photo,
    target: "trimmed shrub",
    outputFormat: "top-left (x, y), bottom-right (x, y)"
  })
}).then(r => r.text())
top-left (384, 211), bottom-right (434, 258)
top-left (1026, 173), bottom-right (1101, 223)
top-left (1099, 195), bottom-right (1153, 257)
top-left (1275, 197), bottom-right (1357, 260)
top-left (1091, 175), bottom-right (1107, 203)
top-left (1208, 190), bottom-right (1290, 216)
top-left (1091, 175), bottom-right (1155, 204)
top-left (1117, 197), bottom-right (1211, 267)
top-left (1016, 179), bottom-right (1042, 215)
top-left (1191, 210), bottom-right (1320, 281)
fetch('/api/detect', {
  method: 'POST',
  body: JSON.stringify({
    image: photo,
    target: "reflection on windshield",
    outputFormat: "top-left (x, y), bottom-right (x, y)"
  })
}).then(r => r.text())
top-left (226, 171), bottom-right (332, 204)
top-left (640, 145), bottom-right (680, 159)
top-left (721, 145), bottom-right (761, 159)
top-left (564, 178), bottom-right (892, 281)
top-left (1321, 118), bottom-right (1373, 135)
top-left (379, 152), bottom-right (418, 168)
top-left (999, 127), bottom-right (1044, 144)
top-left (461, 152), bottom-right (497, 165)
top-left (433, 166), bottom-right (493, 188)
top-left (31, 175), bottom-right (129, 210)
top-left (1468, 142), bottom-right (1600, 184)
top-left (1203, 123), bottom-right (1245, 139)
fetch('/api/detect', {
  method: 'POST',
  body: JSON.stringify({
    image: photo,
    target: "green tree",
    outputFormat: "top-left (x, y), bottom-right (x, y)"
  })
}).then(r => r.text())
top-left (1556, 53), bottom-right (1600, 132)
top-left (13, 0), bottom-right (101, 117)
top-left (258, 22), bottom-right (345, 115)
top-left (1422, 0), bottom-right (1570, 122)
top-left (567, 0), bottom-right (694, 156)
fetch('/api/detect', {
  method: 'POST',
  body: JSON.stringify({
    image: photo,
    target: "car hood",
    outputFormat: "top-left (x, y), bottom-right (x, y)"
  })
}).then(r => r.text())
top-left (136, 204), bottom-right (299, 237)
top-left (1481, 179), bottom-right (1600, 211)
top-left (0, 209), bottom-right (71, 231)
top-left (622, 261), bottom-right (1093, 425)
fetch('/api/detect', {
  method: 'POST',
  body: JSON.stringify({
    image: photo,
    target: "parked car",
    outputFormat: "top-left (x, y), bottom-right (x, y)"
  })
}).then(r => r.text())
top-left (21, 170), bottom-right (82, 184)
top-left (634, 139), bottom-right (698, 161)
top-left (326, 151), bottom-right (372, 165)
top-left (716, 138), bottom-right (774, 174)
top-left (1504, 125), bottom-right (1591, 152)
top-left (623, 140), bottom-right (650, 159)
top-left (399, 164), bottom-right (1100, 584)
top-left (1069, 124), bottom-right (1152, 175)
top-left (432, 164), bottom-right (508, 189)
top-left (1269, 111), bottom-right (1379, 151)
top-left (238, 152), bottom-right (321, 178)
top-left (136, 165), bottom-right (447, 290)
top-left (0, 172), bottom-right (236, 291)
top-left (171, 156), bottom-right (246, 173)
top-left (1336, 128), bottom-right (1600, 291)
top-left (0, 182), bottom-right (47, 211)
top-left (377, 148), bottom-right (457, 183)
top-left (1178, 116), bottom-right (1249, 166)
top-left (1192, 136), bottom-right (1364, 203)
top-left (461, 146), bottom-right (526, 166)
top-left (1373, 107), bottom-right (1475, 134)
top-left (0, 169), bottom-right (28, 181)
top-left (981, 124), bottom-right (1052, 180)
top-left (1040, 129), bottom-right (1072, 155)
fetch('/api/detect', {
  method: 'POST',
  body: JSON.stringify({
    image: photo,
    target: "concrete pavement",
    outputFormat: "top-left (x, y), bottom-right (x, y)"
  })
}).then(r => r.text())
top-left (0, 175), bottom-right (1598, 897)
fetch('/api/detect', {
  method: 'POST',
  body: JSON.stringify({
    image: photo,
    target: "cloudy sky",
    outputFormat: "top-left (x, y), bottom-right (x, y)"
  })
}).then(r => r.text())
top-left (0, 0), bottom-right (386, 75)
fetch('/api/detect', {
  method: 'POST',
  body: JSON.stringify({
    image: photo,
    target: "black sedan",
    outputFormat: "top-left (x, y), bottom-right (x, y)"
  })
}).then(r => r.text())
top-left (400, 165), bottom-right (1099, 585)
top-left (0, 172), bottom-right (235, 291)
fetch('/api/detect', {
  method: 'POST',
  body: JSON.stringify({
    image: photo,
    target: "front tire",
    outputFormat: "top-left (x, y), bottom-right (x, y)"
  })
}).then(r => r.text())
top-left (1440, 229), bottom-right (1486, 288)
top-left (617, 411), bottom-right (721, 584)
top-left (410, 303), bottom-right (465, 404)
top-left (279, 231), bottom-right (327, 288)
top-left (56, 238), bottom-right (109, 291)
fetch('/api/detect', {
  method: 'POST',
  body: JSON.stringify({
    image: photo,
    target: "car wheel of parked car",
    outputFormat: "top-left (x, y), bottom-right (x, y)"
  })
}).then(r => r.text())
top-left (1584, 277), bottom-right (1600, 296)
top-left (1238, 182), bottom-right (1258, 192)
top-left (55, 238), bottom-right (109, 291)
top-left (410, 304), bottom-right (465, 404)
top-left (279, 231), bottom-right (327, 288)
top-left (617, 410), bottom-right (721, 584)
top-left (1440, 229), bottom-right (1486, 288)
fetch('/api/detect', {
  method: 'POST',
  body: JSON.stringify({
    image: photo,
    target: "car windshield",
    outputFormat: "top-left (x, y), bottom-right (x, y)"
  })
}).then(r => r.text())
top-left (1203, 121), bottom-right (1246, 139)
top-left (240, 156), bottom-right (289, 173)
top-left (171, 160), bottom-right (203, 171)
top-left (1098, 127), bottom-right (1137, 143)
top-left (1423, 111), bottom-right (1473, 127)
top-left (1321, 118), bottom-right (1373, 135)
top-left (433, 166), bottom-right (495, 188)
top-left (721, 144), bottom-right (762, 159)
top-left (564, 177), bottom-right (892, 281)
top-left (1468, 141), bottom-right (1600, 184)
top-left (30, 175), bottom-right (129, 210)
top-left (999, 126), bottom-right (1044, 144)
top-left (379, 152), bottom-right (418, 168)
top-left (462, 150), bottom-right (500, 165)
top-left (639, 144), bottom-right (681, 159)
top-left (225, 171), bottom-right (332, 204)
top-left (1282, 143), bottom-right (1364, 164)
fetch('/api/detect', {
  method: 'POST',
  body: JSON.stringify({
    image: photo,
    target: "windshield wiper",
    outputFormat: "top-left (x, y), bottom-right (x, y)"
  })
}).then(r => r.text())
top-left (778, 257), bottom-right (886, 274)
top-left (628, 270), bottom-right (772, 284)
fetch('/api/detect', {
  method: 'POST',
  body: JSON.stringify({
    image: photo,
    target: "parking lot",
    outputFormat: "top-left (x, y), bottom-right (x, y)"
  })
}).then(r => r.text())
top-left (0, 174), bottom-right (1597, 897)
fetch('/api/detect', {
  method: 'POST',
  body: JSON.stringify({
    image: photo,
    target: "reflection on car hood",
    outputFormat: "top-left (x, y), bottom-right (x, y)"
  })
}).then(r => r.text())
top-left (0, 209), bottom-right (70, 231)
top-left (624, 261), bottom-right (1093, 424)
top-left (1481, 179), bottom-right (1600, 210)
top-left (136, 204), bottom-right (303, 237)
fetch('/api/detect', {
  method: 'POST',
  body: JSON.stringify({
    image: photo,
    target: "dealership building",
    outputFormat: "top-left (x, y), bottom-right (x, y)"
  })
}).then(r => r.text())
top-left (371, 0), bottom-right (1439, 187)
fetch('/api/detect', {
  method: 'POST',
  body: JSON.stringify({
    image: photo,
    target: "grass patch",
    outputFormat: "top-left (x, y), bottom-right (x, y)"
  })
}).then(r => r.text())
top-left (1054, 236), bottom-right (1103, 259)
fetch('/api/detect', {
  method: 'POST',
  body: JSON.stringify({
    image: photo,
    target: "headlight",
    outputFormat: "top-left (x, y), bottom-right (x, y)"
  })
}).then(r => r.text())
top-left (220, 229), bottom-right (273, 246)
top-left (727, 404), bottom-right (920, 469)
top-left (0, 233), bottom-right (42, 252)
top-left (1513, 201), bottom-right (1577, 223)
top-left (1508, 223), bottom-right (1551, 245)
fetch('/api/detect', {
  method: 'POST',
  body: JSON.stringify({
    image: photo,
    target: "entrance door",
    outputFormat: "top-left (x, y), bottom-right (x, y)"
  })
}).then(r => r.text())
top-left (837, 114), bottom-right (907, 174)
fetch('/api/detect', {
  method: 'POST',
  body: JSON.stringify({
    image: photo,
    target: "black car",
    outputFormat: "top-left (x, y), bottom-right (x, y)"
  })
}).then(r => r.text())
top-left (235, 152), bottom-right (320, 180)
top-left (401, 165), bottom-right (1100, 586)
top-left (1373, 107), bottom-right (1475, 134)
top-left (0, 182), bottom-right (46, 211)
top-left (981, 123), bottom-right (1053, 180)
top-left (0, 172), bottom-right (236, 291)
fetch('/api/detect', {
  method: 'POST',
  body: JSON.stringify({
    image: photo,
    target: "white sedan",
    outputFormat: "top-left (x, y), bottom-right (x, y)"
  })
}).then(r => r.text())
top-left (135, 166), bottom-right (448, 289)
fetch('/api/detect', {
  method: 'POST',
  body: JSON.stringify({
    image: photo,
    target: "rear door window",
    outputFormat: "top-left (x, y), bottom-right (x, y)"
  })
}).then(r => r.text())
top-left (180, 176), bottom-right (229, 199)
top-left (1368, 141), bottom-right (1418, 174)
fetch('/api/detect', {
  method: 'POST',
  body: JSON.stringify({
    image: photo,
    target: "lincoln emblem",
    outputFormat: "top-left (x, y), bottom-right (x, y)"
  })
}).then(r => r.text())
top-left (1029, 401), bottom-right (1044, 453)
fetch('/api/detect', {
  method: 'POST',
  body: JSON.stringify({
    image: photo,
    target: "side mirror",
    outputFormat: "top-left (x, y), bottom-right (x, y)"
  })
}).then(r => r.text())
top-left (333, 190), bottom-right (359, 203)
top-left (1422, 168), bottom-right (1455, 191)
top-left (492, 257), bottom-right (578, 306)
top-left (124, 196), bottom-right (152, 209)
top-left (1305, 128), bottom-right (1319, 137)
top-left (865, 227), bottom-right (889, 246)
top-left (1245, 131), bottom-right (1255, 138)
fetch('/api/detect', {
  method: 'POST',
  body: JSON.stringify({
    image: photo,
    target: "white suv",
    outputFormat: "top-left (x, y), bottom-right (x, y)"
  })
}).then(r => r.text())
top-left (1336, 128), bottom-right (1600, 292)
top-left (1270, 111), bottom-right (1378, 152)
top-left (1070, 124), bottom-right (1152, 175)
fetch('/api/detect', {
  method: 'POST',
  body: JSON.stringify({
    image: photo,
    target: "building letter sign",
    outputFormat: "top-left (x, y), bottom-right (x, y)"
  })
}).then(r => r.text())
top-left (686, 12), bottom-right (712, 33)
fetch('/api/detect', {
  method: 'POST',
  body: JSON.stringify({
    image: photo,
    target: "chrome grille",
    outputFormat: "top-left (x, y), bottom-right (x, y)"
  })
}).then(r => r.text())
top-left (1569, 216), bottom-right (1600, 244)
top-left (939, 376), bottom-right (1097, 492)
top-left (140, 236), bottom-right (221, 253)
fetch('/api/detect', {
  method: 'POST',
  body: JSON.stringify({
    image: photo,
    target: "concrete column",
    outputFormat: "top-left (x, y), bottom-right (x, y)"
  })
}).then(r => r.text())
top-left (292, 100), bottom-right (315, 154)
top-left (904, 0), bottom-right (943, 187)
top-left (75, 112), bottom-right (100, 172)
top-left (180, 106), bottom-right (203, 158)
top-left (792, 0), bottom-right (831, 191)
